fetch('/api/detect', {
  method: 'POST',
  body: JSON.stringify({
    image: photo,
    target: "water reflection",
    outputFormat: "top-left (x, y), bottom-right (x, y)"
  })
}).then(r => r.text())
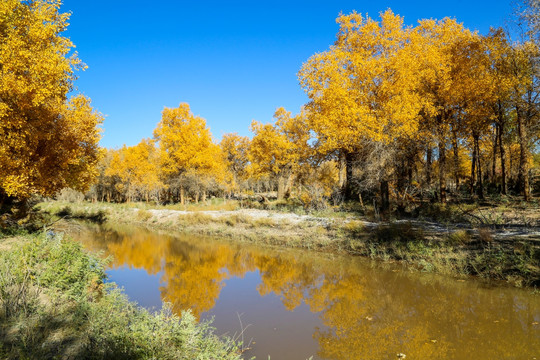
top-left (74, 224), bottom-right (540, 360)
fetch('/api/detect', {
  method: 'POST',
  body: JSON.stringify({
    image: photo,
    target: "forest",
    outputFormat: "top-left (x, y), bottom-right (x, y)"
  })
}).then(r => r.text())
top-left (85, 10), bottom-right (540, 214)
top-left (0, 2), bottom-right (538, 216)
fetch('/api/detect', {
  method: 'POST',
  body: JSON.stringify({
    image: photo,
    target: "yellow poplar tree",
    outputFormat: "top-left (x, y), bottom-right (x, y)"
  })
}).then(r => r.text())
top-left (412, 18), bottom-right (479, 202)
top-left (0, 0), bottom-right (102, 203)
top-left (105, 139), bottom-right (162, 202)
top-left (248, 107), bottom-right (310, 200)
top-left (299, 10), bottom-right (422, 200)
top-left (153, 103), bottom-right (226, 204)
top-left (220, 133), bottom-right (250, 193)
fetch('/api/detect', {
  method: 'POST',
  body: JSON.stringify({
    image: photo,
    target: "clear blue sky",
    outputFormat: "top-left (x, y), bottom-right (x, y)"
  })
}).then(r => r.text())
top-left (61, 0), bottom-right (514, 148)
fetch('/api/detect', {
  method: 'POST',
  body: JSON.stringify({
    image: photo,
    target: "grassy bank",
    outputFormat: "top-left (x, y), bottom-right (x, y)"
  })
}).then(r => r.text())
top-left (37, 200), bottom-right (540, 288)
top-left (0, 232), bottom-right (243, 360)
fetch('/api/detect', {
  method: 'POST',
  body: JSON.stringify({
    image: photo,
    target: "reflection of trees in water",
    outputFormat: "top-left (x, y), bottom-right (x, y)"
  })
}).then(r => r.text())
top-left (77, 226), bottom-right (540, 360)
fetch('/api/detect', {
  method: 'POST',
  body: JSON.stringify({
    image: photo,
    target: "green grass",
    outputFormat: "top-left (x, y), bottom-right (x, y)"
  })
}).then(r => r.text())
top-left (0, 233), bottom-right (243, 360)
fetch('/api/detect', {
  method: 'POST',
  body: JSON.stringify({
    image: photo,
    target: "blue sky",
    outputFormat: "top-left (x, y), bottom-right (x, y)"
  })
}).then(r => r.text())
top-left (61, 0), bottom-right (514, 148)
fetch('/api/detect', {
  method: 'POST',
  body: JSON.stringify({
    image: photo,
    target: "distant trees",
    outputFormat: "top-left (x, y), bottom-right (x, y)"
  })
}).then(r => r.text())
top-left (91, 104), bottom-right (228, 204)
top-left (104, 139), bottom-right (162, 203)
top-left (89, 8), bottom-right (539, 209)
top-left (248, 107), bottom-right (311, 200)
top-left (220, 133), bottom-right (250, 194)
top-left (0, 0), bottom-right (103, 205)
top-left (154, 103), bottom-right (226, 204)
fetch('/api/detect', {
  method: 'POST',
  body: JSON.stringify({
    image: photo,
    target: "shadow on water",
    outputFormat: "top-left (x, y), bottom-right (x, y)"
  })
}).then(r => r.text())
top-left (72, 223), bottom-right (540, 360)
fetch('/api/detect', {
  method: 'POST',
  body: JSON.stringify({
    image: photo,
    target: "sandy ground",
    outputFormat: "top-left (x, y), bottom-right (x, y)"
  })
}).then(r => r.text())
top-left (142, 207), bottom-right (540, 242)
top-left (147, 208), bottom-right (335, 225)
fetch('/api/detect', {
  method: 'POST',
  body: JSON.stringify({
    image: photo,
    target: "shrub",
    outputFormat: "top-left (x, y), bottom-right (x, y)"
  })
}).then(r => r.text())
top-left (222, 214), bottom-right (251, 226)
top-left (251, 217), bottom-right (277, 228)
top-left (343, 220), bottom-right (366, 236)
top-left (446, 230), bottom-right (471, 246)
top-left (136, 209), bottom-right (153, 222)
top-left (477, 228), bottom-right (493, 244)
top-left (56, 206), bottom-right (73, 217)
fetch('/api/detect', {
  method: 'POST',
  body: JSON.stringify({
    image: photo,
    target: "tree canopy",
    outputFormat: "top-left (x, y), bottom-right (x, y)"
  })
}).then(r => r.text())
top-left (0, 0), bottom-right (102, 202)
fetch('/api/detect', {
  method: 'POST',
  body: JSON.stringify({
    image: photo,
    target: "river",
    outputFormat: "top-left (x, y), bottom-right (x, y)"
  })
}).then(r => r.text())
top-left (71, 223), bottom-right (540, 359)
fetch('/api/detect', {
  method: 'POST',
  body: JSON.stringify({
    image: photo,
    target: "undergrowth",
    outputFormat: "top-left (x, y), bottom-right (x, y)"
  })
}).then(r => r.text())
top-left (0, 233), bottom-right (243, 360)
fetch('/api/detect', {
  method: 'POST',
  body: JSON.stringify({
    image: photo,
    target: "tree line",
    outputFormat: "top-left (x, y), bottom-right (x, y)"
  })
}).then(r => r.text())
top-left (1, 1), bottom-right (539, 213)
top-left (90, 8), bottom-right (540, 210)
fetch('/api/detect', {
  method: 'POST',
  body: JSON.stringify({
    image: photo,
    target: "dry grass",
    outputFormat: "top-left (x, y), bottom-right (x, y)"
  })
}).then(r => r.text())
top-left (251, 217), bottom-right (277, 228)
top-left (182, 201), bottom-right (239, 212)
top-left (477, 228), bottom-right (494, 244)
top-left (136, 209), bottom-right (153, 222)
top-left (178, 212), bottom-right (214, 226)
top-left (220, 213), bottom-right (251, 226)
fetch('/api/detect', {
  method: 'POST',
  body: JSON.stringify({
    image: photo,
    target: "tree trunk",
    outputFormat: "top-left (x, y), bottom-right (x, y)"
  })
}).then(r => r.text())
top-left (452, 132), bottom-right (460, 191)
top-left (285, 172), bottom-right (294, 199)
top-left (396, 159), bottom-right (405, 196)
top-left (407, 154), bottom-right (414, 186)
top-left (475, 135), bottom-right (484, 199)
top-left (338, 151), bottom-right (347, 189)
top-left (438, 140), bottom-right (447, 204)
top-left (470, 136), bottom-right (477, 197)
top-left (341, 150), bottom-right (357, 201)
top-left (180, 186), bottom-right (185, 205)
top-left (499, 121), bottom-right (507, 195)
top-left (517, 105), bottom-right (530, 201)
top-left (277, 174), bottom-right (286, 200)
top-left (426, 145), bottom-right (432, 187)
top-left (380, 180), bottom-right (389, 213)
top-left (496, 101), bottom-right (507, 195)
top-left (492, 124), bottom-right (498, 183)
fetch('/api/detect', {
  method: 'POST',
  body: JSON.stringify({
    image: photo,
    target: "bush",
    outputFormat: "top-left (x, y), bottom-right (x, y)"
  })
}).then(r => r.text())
top-left (54, 206), bottom-right (107, 224)
top-left (56, 205), bottom-right (73, 217)
top-left (446, 230), bottom-right (471, 246)
top-left (343, 220), bottom-right (366, 236)
top-left (136, 209), bottom-right (153, 222)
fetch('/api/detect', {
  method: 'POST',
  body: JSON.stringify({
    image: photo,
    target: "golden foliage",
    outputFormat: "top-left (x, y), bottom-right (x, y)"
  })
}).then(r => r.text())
top-left (220, 133), bottom-right (250, 190)
top-left (154, 103), bottom-right (225, 180)
top-left (299, 10), bottom-right (423, 154)
top-left (248, 107), bottom-right (310, 177)
top-left (105, 139), bottom-right (162, 202)
top-left (0, 0), bottom-right (102, 199)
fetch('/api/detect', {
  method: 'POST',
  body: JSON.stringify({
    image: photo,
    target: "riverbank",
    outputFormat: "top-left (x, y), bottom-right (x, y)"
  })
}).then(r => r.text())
top-left (37, 200), bottom-right (540, 288)
top-left (0, 232), bottom-right (243, 359)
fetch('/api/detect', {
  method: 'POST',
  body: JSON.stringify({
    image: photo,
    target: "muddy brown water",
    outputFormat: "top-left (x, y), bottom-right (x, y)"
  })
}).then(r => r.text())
top-left (71, 224), bottom-right (540, 360)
